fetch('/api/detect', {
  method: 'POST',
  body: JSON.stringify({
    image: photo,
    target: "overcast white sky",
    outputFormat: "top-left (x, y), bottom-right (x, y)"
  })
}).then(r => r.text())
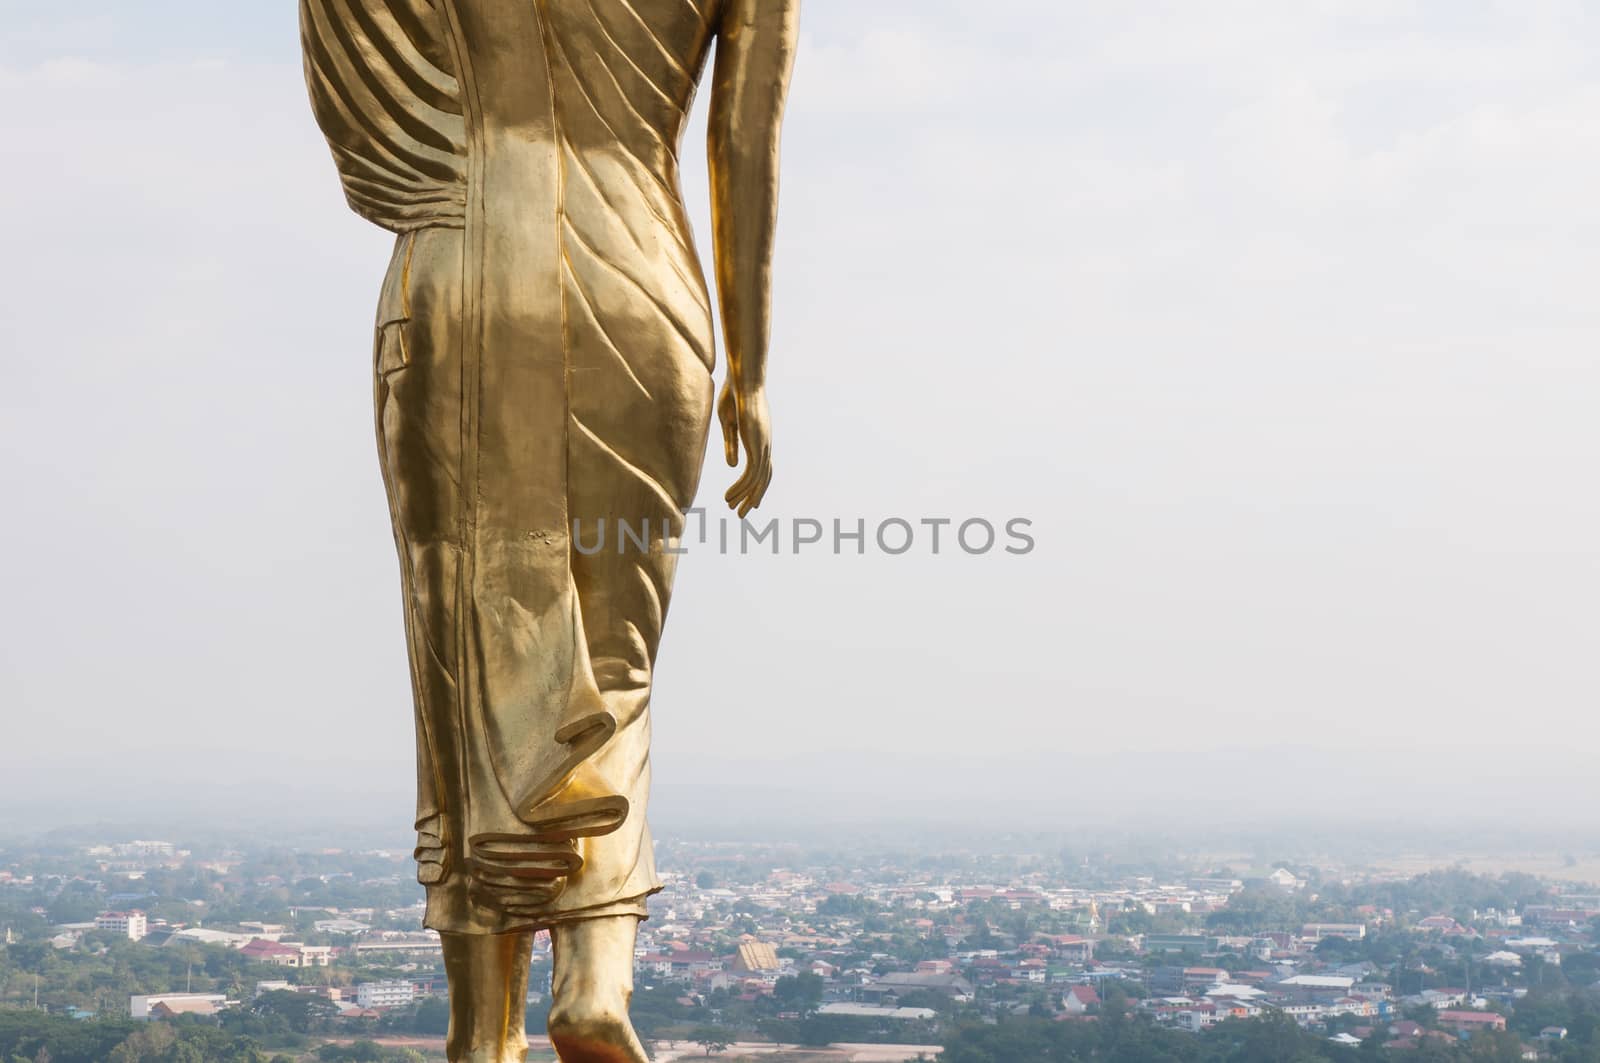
top-left (2, 1), bottom-right (1598, 829)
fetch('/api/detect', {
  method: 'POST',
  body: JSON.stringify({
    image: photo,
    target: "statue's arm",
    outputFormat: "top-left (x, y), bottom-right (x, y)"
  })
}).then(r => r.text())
top-left (709, 0), bottom-right (799, 516)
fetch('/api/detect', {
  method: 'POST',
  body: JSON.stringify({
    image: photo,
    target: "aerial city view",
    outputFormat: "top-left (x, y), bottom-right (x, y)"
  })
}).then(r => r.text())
top-left (2, 828), bottom-right (1598, 1062)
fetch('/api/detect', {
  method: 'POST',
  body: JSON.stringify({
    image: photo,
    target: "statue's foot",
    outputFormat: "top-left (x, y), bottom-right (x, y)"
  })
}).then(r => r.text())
top-left (447, 1022), bottom-right (532, 1061)
top-left (548, 999), bottom-right (648, 1063)
top-left (548, 916), bottom-right (649, 1063)
top-left (453, 1040), bottom-right (529, 1063)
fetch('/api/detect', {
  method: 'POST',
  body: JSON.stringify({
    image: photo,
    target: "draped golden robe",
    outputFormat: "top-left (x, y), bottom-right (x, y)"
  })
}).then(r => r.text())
top-left (302, 0), bottom-right (719, 933)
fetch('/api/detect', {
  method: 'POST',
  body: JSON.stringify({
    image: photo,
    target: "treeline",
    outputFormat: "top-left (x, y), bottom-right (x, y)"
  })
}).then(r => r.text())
top-left (0, 1008), bottom-right (433, 1063)
top-left (1506, 986), bottom-right (1600, 1044)
top-left (940, 992), bottom-right (1600, 1063)
top-left (0, 990), bottom-right (456, 1063)
top-left (1202, 869), bottom-right (1562, 936)
top-left (1315, 869), bottom-right (1552, 922)
top-left (0, 935), bottom-right (299, 1014)
top-left (939, 1010), bottom-right (1350, 1063)
top-left (936, 1009), bottom-right (1600, 1063)
top-left (0, 1008), bottom-right (277, 1063)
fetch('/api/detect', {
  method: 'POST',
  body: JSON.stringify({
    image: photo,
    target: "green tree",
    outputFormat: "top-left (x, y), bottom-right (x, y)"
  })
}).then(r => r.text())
top-left (689, 1026), bottom-right (729, 1056)
top-left (252, 990), bottom-right (338, 1035)
top-left (773, 973), bottom-right (823, 1012)
top-left (412, 996), bottom-right (450, 1035)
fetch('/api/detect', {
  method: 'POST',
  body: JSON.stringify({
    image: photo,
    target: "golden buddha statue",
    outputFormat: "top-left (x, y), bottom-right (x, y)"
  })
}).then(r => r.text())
top-left (300, 1), bottom-right (797, 1058)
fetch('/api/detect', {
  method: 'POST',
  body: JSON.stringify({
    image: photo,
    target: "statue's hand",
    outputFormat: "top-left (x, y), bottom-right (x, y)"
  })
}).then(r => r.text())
top-left (719, 382), bottom-right (772, 518)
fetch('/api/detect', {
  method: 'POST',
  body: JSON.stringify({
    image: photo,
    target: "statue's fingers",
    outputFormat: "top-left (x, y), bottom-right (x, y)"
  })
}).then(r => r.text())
top-left (740, 446), bottom-right (769, 497)
top-left (753, 464), bottom-right (772, 511)
top-left (731, 469), bottom-right (757, 506)
top-left (737, 481), bottom-right (761, 519)
top-left (725, 466), bottom-right (752, 507)
top-left (750, 460), bottom-right (773, 510)
top-left (734, 459), bottom-right (771, 518)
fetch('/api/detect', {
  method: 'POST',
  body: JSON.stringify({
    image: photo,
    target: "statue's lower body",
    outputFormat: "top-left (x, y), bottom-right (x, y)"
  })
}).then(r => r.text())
top-left (372, 224), bottom-right (713, 1061)
top-left (441, 918), bottom-right (647, 1063)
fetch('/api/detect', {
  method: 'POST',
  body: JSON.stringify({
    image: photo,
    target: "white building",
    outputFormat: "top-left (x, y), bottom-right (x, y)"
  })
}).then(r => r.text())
top-left (167, 927), bottom-right (255, 949)
top-left (315, 918), bottom-right (373, 935)
top-left (356, 981), bottom-right (416, 1009)
top-left (95, 911), bottom-right (148, 941)
top-left (1507, 937), bottom-right (1562, 964)
top-left (816, 1003), bottom-right (936, 1020)
top-left (1278, 975), bottom-right (1357, 993)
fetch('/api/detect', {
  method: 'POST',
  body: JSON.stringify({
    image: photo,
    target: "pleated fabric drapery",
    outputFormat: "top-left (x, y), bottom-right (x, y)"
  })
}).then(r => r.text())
top-left (301, 0), bottom-right (467, 231)
top-left (301, 0), bottom-right (721, 933)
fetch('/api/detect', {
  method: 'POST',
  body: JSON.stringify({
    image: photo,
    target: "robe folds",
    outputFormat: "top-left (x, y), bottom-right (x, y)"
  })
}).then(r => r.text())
top-left (302, 0), bottom-right (719, 932)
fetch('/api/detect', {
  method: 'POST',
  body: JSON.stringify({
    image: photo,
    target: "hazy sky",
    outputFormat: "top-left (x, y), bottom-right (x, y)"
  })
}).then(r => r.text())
top-left (2, 1), bottom-right (1598, 827)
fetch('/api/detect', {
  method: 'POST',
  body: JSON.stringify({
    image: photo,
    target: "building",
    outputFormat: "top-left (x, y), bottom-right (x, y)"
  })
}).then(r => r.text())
top-left (95, 911), bottom-right (148, 941)
top-left (241, 938), bottom-right (303, 967)
top-left (239, 922), bottom-right (287, 937)
top-left (355, 981), bottom-right (417, 1009)
top-left (166, 927), bottom-right (254, 949)
top-left (131, 993), bottom-right (229, 1020)
top-left (731, 941), bottom-right (780, 973)
top-left (862, 973), bottom-right (975, 1004)
top-left (816, 1003), bottom-right (936, 1020)
top-left (1182, 968), bottom-right (1229, 992)
top-left (1048, 935), bottom-right (1095, 964)
top-left (1062, 985), bottom-right (1100, 1015)
top-left (1329, 996), bottom-right (1378, 1018)
top-left (1436, 1010), bottom-right (1507, 1034)
top-left (239, 937), bottom-right (334, 968)
top-left (1277, 974), bottom-right (1356, 998)
top-left (352, 936), bottom-right (443, 958)
top-left (315, 918), bottom-right (374, 935)
top-left (1506, 937), bottom-right (1563, 965)
top-left (1523, 905), bottom-right (1600, 928)
top-left (651, 950), bottom-right (724, 978)
top-left (1302, 923), bottom-right (1366, 941)
top-left (1144, 934), bottom-right (1216, 954)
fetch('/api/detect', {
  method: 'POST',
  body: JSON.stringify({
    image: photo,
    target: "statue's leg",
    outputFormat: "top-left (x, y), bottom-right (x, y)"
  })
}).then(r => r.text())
top-left (548, 916), bottom-right (649, 1063)
top-left (441, 931), bottom-right (533, 1063)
